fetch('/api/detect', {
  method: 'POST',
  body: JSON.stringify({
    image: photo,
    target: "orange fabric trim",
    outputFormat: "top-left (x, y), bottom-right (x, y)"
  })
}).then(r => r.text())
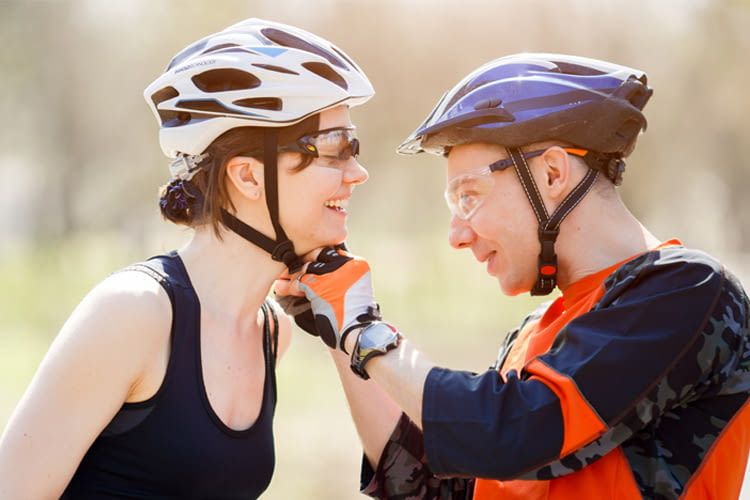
top-left (473, 447), bottom-right (642, 500)
top-left (526, 359), bottom-right (607, 456)
top-left (474, 476), bottom-right (549, 499)
top-left (563, 148), bottom-right (587, 157)
top-left (681, 399), bottom-right (750, 500)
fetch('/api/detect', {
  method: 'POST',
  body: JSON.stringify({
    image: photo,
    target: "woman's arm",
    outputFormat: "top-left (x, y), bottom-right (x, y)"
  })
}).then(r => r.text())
top-left (0, 271), bottom-right (172, 499)
top-left (328, 347), bottom-right (404, 467)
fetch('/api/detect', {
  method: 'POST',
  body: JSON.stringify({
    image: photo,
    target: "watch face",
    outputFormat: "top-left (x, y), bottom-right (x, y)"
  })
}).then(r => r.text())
top-left (351, 322), bottom-right (402, 380)
top-left (359, 323), bottom-right (399, 352)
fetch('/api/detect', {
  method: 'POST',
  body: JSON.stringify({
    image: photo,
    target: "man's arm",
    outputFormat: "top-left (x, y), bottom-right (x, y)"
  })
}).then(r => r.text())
top-left (341, 336), bottom-right (432, 432)
top-left (290, 247), bottom-right (737, 486)
top-left (366, 254), bottom-right (730, 480)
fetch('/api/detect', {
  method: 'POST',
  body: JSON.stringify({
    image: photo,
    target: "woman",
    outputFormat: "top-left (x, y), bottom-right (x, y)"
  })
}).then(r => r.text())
top-left (0, 18), bottom-right (373, 498)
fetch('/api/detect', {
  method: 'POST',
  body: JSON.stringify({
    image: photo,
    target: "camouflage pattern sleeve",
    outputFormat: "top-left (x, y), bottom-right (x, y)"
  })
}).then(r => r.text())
top-left (360, 413), bottom-right (474, 499)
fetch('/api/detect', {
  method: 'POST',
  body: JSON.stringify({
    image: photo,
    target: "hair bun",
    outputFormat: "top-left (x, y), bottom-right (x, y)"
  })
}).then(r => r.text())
top-left (159, 178), bottom-right (203, 225)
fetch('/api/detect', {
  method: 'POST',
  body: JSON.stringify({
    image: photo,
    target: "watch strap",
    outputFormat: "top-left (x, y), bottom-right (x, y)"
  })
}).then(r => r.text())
top-left (350, 322), bottom-right (402, 380)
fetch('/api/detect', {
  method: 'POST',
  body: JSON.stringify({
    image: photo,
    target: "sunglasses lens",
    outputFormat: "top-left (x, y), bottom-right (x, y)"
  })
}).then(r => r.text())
top-left (308, 129), bottom-right (358, 160)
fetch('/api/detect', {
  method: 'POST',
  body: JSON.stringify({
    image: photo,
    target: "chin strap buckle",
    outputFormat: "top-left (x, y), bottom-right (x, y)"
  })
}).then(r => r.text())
top-left (532, 228), bottom-right (559, 296)
top-left (271, 240), bottom-right (303, 273)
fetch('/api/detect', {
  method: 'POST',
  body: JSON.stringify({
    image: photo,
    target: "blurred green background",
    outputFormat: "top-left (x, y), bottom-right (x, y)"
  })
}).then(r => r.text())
top-left (1, 0), bottom-right (749, 498)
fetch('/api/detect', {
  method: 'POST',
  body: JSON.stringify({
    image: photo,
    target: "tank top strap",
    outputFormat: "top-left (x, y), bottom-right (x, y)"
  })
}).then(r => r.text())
top-left (260, 300), bottom-right (279, 410)
top-left (120, 252), bottom-right (202, 397)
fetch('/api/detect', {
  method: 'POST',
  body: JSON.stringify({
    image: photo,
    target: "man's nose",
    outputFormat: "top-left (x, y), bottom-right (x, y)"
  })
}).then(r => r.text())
top-left (448, 215), bottom-right (475, 249)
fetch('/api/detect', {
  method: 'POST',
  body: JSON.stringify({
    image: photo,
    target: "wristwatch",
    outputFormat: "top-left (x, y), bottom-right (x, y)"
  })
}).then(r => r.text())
top-left (350, 321), bottom-right (403, 380)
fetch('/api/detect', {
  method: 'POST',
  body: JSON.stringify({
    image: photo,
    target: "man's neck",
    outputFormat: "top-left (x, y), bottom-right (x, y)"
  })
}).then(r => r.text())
top-left (555, 194), bottom-right (662, 289)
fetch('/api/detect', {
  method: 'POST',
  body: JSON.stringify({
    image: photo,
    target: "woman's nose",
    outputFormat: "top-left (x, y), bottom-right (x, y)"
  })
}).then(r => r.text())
top-left (343, 159), bottom-right (369, 185)
top-left (448, 215), bottom-right (475, 249)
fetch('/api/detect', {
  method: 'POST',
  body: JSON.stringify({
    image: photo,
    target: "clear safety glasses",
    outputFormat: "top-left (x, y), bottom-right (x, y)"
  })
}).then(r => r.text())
top-left (445, 147), bottom-right (588, 220)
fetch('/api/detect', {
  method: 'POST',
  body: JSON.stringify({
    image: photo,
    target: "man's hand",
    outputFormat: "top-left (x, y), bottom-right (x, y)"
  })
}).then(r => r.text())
top-left (273, 293), bottom-right (319, 336)
top-left (294, 247), bottom-right (380, 350)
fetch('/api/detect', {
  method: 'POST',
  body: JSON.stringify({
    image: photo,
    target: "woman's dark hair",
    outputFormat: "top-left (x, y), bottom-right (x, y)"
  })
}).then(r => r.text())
top-left (159, 113), bottom-right (320, 235)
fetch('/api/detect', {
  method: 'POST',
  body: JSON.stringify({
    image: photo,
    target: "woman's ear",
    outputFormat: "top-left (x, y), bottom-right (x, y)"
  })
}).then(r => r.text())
top-left (225, 155), bottom-right (264, 200)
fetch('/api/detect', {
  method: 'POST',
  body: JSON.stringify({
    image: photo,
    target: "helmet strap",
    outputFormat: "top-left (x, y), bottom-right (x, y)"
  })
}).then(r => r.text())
top-left (220, 129), bottom-right (304, 273)
top-left (506, 147), bottom-right (599, 296)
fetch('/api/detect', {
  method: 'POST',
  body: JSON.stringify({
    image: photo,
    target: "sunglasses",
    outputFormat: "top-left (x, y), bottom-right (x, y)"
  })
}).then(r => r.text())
top-left (240, 127), bottom-right (360, 169)
top-left (445, 147), bottom-right (588, 220)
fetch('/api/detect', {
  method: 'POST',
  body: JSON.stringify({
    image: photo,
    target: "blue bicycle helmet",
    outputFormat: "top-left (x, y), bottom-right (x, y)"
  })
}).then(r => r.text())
top-left (399, 54), bottom-right (653, 295)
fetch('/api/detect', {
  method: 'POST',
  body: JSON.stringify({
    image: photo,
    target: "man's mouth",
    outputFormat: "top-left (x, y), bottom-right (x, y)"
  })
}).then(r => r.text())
top-left (324, 198), bottom-right (349, 213)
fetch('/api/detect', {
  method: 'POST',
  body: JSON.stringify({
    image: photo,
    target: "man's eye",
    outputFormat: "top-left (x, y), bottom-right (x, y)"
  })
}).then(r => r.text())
top-left (459, 190), bottom-right (478, 201)
top-left (459, 191), bottom-right (478, 208)
top-left (317, 156), bottom-right (346, 168)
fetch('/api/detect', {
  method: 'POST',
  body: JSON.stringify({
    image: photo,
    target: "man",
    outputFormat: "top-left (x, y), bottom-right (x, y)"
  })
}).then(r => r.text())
top-left (276, 54), bottom-right (750, 499)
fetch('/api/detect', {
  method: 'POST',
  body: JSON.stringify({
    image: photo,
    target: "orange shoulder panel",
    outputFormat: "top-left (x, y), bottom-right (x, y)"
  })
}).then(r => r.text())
top-left (525, 358), bottom-right (607, 456)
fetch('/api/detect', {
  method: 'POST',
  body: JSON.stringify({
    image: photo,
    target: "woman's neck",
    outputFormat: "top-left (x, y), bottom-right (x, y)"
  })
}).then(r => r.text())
top-left (177, 226), bottom-right (287, 323)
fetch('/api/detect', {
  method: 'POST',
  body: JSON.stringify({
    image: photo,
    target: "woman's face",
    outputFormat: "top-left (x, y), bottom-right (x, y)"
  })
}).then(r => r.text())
top-left (277, 105), bottom-right (368, 255)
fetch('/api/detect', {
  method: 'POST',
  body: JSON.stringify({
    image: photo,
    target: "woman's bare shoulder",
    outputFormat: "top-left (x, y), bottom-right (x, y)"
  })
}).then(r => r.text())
top-left (57, 268), bottom-right (173, 365)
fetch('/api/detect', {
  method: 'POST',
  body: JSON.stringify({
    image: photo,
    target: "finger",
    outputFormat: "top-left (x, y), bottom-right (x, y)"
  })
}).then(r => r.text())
top-left (289, 275), bottom-right (306, 296)
top-left (278, 269), bottom-right (294, 280)
top-left (273, 279), bottom-right (294, 297)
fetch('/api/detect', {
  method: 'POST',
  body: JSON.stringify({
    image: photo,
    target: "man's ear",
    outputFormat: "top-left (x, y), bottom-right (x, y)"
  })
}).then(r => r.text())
top-left (539, 146), bottom-right (572, 199)
top-left (226, 155), bottom-right (264, 200)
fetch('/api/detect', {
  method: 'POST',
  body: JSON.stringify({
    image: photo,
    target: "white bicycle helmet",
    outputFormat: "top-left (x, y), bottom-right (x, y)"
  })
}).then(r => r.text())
top-left (144, 19), bottom-right (374, 272)
top-left (144, 18), bottom-right (374, 159)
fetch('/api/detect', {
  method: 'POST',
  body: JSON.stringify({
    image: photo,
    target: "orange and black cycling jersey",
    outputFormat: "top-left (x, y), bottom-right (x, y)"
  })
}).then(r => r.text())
top-left (361, 242), bottom-right (750, 499)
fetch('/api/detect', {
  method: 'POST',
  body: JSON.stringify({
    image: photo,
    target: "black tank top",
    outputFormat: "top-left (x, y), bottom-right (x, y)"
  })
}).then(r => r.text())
top-left (63, 252), bottom-right (278, 499)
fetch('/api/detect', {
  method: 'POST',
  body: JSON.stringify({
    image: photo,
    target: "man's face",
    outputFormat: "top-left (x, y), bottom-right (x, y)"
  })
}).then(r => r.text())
top-left (446, 143), bottom-right (540, 296)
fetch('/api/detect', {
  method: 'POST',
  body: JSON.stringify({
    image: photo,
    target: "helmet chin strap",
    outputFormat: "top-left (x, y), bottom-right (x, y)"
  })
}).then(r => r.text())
top-left (505, 147), bottom-right (599, 296)
top-left (221, 129), bottom-right (304, 273)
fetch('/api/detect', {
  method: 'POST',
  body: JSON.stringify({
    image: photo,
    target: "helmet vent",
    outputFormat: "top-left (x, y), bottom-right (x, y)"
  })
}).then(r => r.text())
top-left (159, 110), bottom-right (193, 128)
top-left (151, 86), bottom-right (179, 107)
top-left (205, 47), bottom-right (261, 57)
top-left (176, 99), bottom-right (235, 114)
top-left (201, 43), bottom-right (241, 55)
top-left (252, 63), bottom-right (299, 75)
top-left (191, 69), bottom-right (261, 92)
top-left (233, 97), bottom-right (282, 111)
top-left (552, 61), bottom-right (606, 76)
top-left (261, 27), bottom-right (346, 69)
top-left (166, 39), bottom-right (209, 70)
top-left (302, 62), bottom-right (347, 90)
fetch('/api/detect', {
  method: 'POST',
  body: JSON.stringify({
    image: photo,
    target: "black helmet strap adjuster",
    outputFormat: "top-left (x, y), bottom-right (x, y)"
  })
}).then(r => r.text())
top-left (221, 128), bottom-right (304, 273)
top-left (506, 147), bottom-right (599, 295)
